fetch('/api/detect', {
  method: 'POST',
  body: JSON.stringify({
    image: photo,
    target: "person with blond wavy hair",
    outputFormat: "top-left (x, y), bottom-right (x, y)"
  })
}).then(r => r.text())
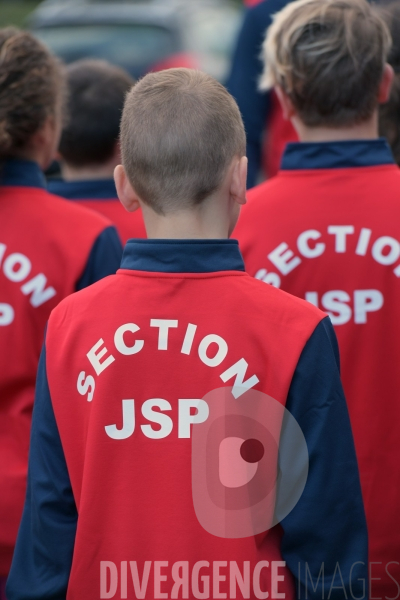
top-left (235, 1), bottom-right (400, 597)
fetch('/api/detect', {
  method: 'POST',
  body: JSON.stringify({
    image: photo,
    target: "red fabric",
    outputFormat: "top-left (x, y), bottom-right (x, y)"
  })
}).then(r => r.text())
top-left (263, 92), bottom-right (298, 179)
top-left (150, 52), bottom-right (200, 73)
top-left (46, 268), bottom-right (323, 599)
top-left (234, 164), bottom-right (400, 599)
top-left (0, 577), bottom-right (7, 600)
top-left (243, 0), bottom-right (264, 6)
top-left (74, 199), bottom-right (146, 244)
top-left (0, 187), bottom-right (112, 575)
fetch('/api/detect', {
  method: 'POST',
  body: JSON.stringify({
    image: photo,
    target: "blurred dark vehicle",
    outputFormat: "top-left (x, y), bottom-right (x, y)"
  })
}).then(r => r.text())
top-left (28, 0), bottom-right (242, 82)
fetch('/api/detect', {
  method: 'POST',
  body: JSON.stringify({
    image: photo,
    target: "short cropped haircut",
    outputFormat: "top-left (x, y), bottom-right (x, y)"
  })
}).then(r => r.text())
top-left (261, 0), bottom-right (391, 127)
top-left (0, 28), bottom-right (64, 158)
top-left (60, 59), bottom-right (134, 167)
top-left (120, 68), bottom-right (246, 215)
top-left (379, 1), bottom-right (400, 164)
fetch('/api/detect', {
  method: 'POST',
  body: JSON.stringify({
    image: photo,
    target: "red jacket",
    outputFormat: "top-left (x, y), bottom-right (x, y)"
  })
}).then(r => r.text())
top-left (48, 178), bottom-right (146, 244)
top-left (0, 159), bottom-right (122, 575)
top-left (7, 240), bottom-right (367, 599)
top-left (234, 138), bottom-right (400, 599)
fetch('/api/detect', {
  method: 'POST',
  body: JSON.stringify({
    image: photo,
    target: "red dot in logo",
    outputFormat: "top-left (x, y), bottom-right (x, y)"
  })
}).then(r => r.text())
top-left (240, 438), bottom-right (265, 464)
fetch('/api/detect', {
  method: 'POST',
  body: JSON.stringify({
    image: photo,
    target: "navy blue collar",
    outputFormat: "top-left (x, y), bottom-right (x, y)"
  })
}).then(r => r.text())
top-left (281, 138), bottom-right (395, 170)
top-left (0, 159), bottom-right (46, 188)
top-left (120, 239), bottom-right (245, 273)
top-left (47, 178), bottom-right (117, 200)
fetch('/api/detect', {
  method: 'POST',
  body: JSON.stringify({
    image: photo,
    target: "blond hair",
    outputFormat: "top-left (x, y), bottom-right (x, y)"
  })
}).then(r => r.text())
top-left (120, 68), bottom-right (246, 215)
top-left (261, 0), bottom-right (391, 126)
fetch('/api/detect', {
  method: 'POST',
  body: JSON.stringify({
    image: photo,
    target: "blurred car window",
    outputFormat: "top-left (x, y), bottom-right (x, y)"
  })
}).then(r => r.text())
top-left (30, 1), bottom-right (242, 82)
top-left (35, 24), bottom-right (176, 74)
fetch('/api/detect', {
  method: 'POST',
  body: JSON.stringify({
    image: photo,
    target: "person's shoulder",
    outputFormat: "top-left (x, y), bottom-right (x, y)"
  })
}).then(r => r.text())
top-left (248, 172), bottom-right (292, 199)
top-left (46, 178), bottom-right (67, 197)
top-left (2, 185), bottom-right (112, 231)
top-left (238, 273), bottom-right (325, 328)
top-left (48, 273), bottom-right (117, 329)
top-left (45, 189), bottom-right (113, 229)
top-left (236, 175), bottom-right (288, 225)
top-left (42, 190), bottom-right (119, 253)
top-left (247, 178), bottom-right (277, 201)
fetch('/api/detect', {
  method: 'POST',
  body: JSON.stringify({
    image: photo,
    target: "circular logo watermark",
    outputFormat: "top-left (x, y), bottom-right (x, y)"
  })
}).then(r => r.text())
top-left (191, 387), bottom-right (308, 538)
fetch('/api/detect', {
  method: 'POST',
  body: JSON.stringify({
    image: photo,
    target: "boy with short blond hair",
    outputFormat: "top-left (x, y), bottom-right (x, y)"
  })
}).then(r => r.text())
top-left (8, 68), bottom-right (367, 599)
top-left (235, 1), bottom-right (398, 596)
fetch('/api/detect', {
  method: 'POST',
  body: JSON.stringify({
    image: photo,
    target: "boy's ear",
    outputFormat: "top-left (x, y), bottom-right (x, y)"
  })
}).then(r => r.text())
top-left (275, 85), bottom-right (296, 121)
top-left (230, 156), bottom-right (248, 206)
top-left (114, 165), bottom-right (141, 213)
top-left (378, 63), bottom-right (394, 104)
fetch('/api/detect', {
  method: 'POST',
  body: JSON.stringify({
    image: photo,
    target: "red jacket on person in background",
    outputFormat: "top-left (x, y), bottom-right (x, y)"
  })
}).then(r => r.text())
top-left (48, 178), bottom-right (146, 244)
top-left (0, 158), bottom-right (122, 575)
top-left (234, 138), bottom-right (400, 600)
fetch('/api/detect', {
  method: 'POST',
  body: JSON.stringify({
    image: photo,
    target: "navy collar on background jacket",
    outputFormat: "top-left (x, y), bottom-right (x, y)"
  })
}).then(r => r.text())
top-left (120, 239), bottom-right (245, 274)
top-left (281, 138), bottom-right (396, 170)
top-left (48, 178), bottom-right (117, 200)
top-left (0, 159), bottom-right (46, 189)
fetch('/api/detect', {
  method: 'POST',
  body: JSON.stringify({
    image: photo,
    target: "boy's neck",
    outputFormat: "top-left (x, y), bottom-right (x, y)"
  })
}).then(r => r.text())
top-left (141, 202), bottom-right (231, 241)
top-left (293, 112), bottom-right (379, 144)
top-left (61, 162), bottom-right (116, 182)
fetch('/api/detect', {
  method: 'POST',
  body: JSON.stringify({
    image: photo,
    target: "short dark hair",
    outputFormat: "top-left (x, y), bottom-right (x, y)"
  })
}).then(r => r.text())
top-left (120, 69), bottom-right (246, 215)
top-left (59, 59), bottom-right (134, 167)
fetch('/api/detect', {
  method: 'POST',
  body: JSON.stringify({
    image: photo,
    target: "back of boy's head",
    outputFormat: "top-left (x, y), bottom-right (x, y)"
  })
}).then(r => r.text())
top-left (379, 1), bottom-right (400, 164)
top-left (0, 27), bottom-right (64, 158)
top-left (262, 0), bottom-right (391, 127)
top-left (120, 68), bottom-right (246, 215)
top-left (60, 59), bottom-right (134, 167)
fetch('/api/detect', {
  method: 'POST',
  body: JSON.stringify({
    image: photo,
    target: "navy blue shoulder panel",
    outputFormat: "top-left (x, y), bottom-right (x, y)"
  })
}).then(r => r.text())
top-left (48, 178), bottom-right (117, 200)
top-left (279, 317), bottom-right (368, 598)
top-left (76, 225), bottom-right (122, 290)
top-left (6, 340), bottom-right (76, 600)
top-left (281, 139), bottom-right (395, 170)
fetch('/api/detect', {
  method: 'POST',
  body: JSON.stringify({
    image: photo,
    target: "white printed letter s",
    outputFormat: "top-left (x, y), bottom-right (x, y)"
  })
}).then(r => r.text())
top-left (77, 371), bottom-right (95, 402)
